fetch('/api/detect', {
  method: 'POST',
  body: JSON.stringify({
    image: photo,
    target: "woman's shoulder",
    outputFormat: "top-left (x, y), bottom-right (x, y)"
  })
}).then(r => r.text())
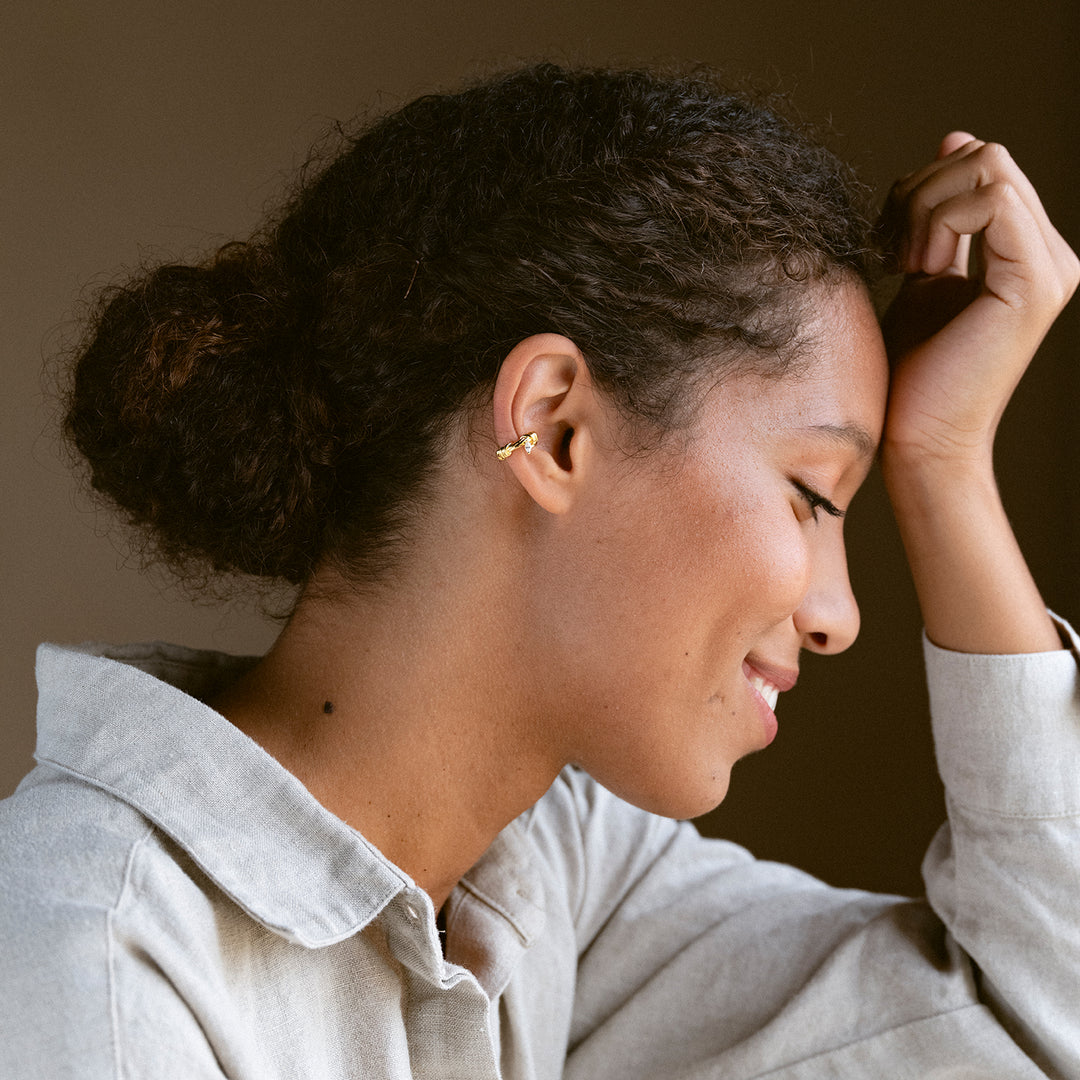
top-left (1, 639), bottom-right (259, 942)
top-left (0, 763), bottom-right (162, 1024)
top-left (0, 762), bottom-right (155, 905)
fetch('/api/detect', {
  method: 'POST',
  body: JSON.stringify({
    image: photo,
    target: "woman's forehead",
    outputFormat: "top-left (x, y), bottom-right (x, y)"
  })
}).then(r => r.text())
top-left (694, 290), bottom-right (888, 445)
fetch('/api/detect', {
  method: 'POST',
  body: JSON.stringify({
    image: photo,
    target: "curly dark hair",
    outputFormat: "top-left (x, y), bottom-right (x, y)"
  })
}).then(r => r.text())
top-left (64, 63), bottom-right (876, 588)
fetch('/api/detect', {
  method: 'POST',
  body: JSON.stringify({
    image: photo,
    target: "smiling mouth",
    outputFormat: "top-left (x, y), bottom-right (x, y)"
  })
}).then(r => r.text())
top-left (747, 673), bottom-right (780, 711)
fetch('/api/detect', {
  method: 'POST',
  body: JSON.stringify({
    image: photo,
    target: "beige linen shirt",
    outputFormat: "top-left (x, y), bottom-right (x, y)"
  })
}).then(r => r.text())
top-left (2, 624), bottom-right (1079, 1078)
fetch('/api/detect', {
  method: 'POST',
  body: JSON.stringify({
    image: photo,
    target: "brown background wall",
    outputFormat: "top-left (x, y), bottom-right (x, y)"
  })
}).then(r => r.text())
top-left (3, 0), bottom-right (1076, 898)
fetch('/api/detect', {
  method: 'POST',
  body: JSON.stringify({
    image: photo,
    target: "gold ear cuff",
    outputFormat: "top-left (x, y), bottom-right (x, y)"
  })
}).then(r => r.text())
top-left (495, 432), bottom-right (538, 461)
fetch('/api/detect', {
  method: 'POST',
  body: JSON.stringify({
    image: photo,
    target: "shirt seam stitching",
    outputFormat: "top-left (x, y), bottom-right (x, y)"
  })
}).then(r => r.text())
top-left (107, 820), bottom-right (156, 1080)
top-left (456, 877), bottom-right (530, 943)
top-left (945, 795), bottom-right (1080, 821)
top-left (748, 1001), bottom-right (1014, 1076)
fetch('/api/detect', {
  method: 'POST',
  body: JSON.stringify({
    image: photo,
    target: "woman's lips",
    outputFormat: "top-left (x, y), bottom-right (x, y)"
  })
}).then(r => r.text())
top-left (746, 677), bottom-right (779, 745)
top-left (742, 659), bottom-right (797, 746)
top-left (747, 672), bottom-right (779, 710)
top-left (742, 658), bottom-right (798, 693)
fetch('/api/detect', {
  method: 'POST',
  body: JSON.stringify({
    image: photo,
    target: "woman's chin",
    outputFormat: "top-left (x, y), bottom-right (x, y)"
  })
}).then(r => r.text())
top-left (600, 765), bottom-right (734, 821)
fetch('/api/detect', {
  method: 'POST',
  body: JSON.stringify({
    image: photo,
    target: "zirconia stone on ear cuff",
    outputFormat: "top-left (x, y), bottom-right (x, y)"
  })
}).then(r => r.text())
top-left (495, 432), bottom-right (538, 461)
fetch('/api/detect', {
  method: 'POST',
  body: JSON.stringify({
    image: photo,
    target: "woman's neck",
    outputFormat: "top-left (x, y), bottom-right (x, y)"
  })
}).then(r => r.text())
top-left (211, 546), bottom-right (558, 911)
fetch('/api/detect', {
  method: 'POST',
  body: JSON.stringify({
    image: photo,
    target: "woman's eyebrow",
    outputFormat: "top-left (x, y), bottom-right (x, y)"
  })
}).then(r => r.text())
top-left (805, 422), bottom-right (878, 460)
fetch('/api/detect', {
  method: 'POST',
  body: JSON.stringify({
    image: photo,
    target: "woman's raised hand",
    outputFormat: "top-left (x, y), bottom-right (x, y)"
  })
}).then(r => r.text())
top-left (880, 136), bottom-right (1077, 654)
top-left (881, 132), bottom-right (1078, 467)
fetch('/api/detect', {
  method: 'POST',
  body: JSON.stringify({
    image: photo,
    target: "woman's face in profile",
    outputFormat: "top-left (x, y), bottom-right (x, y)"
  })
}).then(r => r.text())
top-left (539, 281), bottom-right (889, 819)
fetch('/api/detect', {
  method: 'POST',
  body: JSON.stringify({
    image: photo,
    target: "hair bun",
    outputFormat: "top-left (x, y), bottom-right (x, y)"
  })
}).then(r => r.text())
top-left (65, 244), bottom-right (338, 583)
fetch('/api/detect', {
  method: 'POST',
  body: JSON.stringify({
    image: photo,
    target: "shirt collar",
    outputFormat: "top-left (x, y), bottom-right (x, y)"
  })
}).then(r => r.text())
top-left (34, 641), bottom-right (411, 948)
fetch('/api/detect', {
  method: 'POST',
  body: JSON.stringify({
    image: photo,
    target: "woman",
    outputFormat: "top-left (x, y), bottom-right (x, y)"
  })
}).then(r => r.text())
top-left (2, 64), bottom-right (1077, 1077)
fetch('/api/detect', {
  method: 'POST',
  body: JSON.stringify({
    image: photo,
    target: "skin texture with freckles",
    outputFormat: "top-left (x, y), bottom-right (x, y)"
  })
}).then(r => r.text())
top-left (527, 280), bottom-right (888, 819)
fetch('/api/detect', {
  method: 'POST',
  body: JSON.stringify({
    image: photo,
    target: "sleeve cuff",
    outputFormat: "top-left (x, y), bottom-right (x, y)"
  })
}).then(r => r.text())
top-left (923, 612), bottom-right (1080, 817)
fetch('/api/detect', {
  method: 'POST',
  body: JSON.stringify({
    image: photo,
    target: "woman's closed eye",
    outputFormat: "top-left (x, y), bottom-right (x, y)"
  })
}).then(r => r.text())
top-left (792, 480), bottom-right (845, 523)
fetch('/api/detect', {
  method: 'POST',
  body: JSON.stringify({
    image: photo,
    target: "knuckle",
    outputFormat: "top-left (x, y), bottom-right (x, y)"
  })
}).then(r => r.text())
top-left (977, 141), bottom-right (1014, 171)
top-left (1038, 259), bottom-right (1078, 311)
top-left (982, 180), bottom-right (1020, 208)
top-left (1042, 283), bottom-right (1067, 311)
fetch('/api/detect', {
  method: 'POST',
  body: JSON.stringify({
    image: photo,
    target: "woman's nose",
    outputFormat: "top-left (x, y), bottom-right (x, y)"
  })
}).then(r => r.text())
top-left (793, 536), bottom-right (860, 655)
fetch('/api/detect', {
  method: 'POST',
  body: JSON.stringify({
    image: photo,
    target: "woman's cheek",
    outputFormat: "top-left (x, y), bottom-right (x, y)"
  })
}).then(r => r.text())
top-left (751, 515), bottom-right (815, 622)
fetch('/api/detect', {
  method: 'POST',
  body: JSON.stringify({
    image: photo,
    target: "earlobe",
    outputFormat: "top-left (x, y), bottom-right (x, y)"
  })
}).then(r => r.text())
top-left (491, 334), bottom-right (596, 515)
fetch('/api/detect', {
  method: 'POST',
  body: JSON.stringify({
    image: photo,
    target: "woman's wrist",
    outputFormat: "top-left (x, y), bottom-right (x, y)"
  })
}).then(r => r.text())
top-left (881, 444), bottom-right (1060, 654)
top-left (879, 436), bottom-right (996, 511)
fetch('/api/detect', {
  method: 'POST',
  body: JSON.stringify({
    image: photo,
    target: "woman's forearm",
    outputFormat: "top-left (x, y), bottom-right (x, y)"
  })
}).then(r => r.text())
top-left (883, 448), bottom-right (1060, 654)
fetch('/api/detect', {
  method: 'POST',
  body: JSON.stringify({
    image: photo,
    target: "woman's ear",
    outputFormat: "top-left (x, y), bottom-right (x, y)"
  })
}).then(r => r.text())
top-left (491, 334), bottom-right (601, 515)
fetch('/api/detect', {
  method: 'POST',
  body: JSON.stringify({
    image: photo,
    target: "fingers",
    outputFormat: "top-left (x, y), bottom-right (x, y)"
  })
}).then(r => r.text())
top-left (881, 134), bottom-right (1078, 482)
top-left (893, 135), bottom-right (985, 206)
top-left (882, 138), bottom-right (984, 272)
top-left (932, 132), bottom-right (977, 274)
top-left (892, 139), bottom-right (1076, 307)
top-left (947, 232), bottom-right (972, 278)
top-left (922, 184), bottom-right (1042, 304)
top-left (936, 130), bottom-right (977, 160)
top-left (894, 139), bottom-right (989, 273)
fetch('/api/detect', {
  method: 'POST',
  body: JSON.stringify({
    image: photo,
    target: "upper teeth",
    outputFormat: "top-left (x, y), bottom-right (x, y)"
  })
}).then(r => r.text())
top-left (749, 675), bottom-right (779, 710)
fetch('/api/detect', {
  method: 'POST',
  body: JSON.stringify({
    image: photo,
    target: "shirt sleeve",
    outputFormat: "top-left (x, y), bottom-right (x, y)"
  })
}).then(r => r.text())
top-left (561, 617), bottom-right (1080, 1079)
top-left (921, 613), bottom-right (1080, 1078)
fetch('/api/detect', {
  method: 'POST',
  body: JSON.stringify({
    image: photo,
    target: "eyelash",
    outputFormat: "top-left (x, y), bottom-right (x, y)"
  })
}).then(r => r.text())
top-left (792, 480), bottom-right (845, 522)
